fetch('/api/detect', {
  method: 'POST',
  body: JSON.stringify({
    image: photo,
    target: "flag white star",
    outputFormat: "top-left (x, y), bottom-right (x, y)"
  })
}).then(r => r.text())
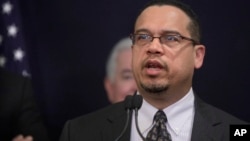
top-left (22, 70), bottom-right (31, 77)
top-left (7, 24), bottom-right (18, 37)
top-left (2, 1), bottom-right (13, 15)
top-left (13, 48), bottom-right (25, 61)
top-left (0, 55), bottom-right (6, 67)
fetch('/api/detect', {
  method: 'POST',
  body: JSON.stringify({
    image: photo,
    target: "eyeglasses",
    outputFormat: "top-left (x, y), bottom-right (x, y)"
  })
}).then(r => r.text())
top-left (130, 34), bottom-right (198, 48)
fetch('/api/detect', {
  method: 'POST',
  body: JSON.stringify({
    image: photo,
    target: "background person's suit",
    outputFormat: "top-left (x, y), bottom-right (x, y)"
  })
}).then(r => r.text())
top-left (0, 68), bottom-right (50, 141)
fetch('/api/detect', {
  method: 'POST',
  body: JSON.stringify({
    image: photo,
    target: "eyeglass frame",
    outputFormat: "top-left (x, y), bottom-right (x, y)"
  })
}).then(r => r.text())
top-left (130, 33), bottom-right (199, 47)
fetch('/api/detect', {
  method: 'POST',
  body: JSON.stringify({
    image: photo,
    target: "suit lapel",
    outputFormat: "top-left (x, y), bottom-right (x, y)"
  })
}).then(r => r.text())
top-left (101, 102), bottom-right (132, 141)
top-left (191, 96), bottom-right (222, 141)
top-left (117, 111), bottom-right (133, 141)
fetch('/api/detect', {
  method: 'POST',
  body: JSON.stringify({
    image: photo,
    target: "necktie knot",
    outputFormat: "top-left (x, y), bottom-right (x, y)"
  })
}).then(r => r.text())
top-left (154, 110), bottom-right (167, 123)
top-left (146, 110), bottom-right (172, 141)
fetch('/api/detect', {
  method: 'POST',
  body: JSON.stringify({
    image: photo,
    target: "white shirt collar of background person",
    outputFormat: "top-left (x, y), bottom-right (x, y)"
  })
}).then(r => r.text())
top-left (131, 88), bottom-right (195, 141)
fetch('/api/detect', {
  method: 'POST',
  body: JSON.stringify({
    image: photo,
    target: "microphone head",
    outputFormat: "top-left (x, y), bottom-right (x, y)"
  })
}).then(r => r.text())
top-left (124, 95), bottom-right (133, 110)
top-left (133, 95), bottom-right (143, 109)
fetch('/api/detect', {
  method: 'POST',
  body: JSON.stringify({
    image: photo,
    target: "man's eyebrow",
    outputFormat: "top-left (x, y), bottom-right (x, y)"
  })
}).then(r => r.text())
top-left (134, 28), bottom-right (150, 34)
top-left (162, 30), bottom-right (181, 35)
top-left (134, 29), bottom-right (181, 35)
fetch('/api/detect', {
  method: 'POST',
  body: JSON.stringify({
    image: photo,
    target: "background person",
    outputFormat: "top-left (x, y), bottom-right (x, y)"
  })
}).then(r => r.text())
top-left (0, 68), bottom-right (50, 141)
top-left (104, 37), bottom-right (137, 103)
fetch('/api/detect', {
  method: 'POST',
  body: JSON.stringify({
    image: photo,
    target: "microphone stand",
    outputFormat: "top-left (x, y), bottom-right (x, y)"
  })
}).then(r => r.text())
top-left (135, 107), bottom-right (146, 141)
top-left (114, 94), bottom-right (146, 141)
top-left (114, 96), bottom-right (133, 141)
top-left (114, 108), bottom-right (131, 141)
top-left (133, 95), bottom-right (146, 141)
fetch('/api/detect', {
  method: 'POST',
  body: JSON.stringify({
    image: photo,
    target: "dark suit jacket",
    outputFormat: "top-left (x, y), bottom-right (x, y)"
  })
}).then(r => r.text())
top-left (60, 94), bottom-right (247, 141)
top-left (0, 69), bottom-right (50, 141)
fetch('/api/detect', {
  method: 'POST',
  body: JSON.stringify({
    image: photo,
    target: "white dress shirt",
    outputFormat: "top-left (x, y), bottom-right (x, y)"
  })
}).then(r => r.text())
top-left (130, 88), bottom-right (195, 141)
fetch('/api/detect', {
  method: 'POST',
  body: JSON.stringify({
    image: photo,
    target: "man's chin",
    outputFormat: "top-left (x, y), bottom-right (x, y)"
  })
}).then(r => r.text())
top-left (140, 82), bottom-right (168, 94)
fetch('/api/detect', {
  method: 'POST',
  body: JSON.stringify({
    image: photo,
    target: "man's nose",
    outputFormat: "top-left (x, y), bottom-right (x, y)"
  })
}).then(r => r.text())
top-left (146, 38), bottom-right (164, 55)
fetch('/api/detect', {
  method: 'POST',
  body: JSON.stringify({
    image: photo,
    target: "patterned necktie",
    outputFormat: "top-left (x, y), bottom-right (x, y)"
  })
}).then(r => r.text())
top-left (146, 110), bottom-right (172, 141)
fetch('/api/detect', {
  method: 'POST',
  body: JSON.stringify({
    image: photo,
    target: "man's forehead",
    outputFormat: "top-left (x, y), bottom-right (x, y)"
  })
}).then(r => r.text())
top-left (137, 5), bottom-right (189, 22)
top-left (135, 5), bottom-right (191, 36)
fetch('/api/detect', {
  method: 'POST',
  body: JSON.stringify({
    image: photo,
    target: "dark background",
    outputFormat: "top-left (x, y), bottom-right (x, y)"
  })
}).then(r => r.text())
top-left (19, 0), bottom-right (250, 140)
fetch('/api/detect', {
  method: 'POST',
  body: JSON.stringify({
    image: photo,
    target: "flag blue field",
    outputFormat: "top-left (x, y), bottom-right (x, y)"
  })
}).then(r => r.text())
top-left (0, 0), bottom-right (30, 77)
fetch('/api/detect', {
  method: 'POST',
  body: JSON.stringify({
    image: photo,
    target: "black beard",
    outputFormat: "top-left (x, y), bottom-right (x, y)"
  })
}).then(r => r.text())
top-left (140, 82), bottom-right (168, 94)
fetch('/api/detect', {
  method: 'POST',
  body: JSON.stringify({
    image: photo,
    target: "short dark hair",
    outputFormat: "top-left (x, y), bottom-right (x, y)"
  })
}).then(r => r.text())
top-left (134, 0), bottom-right (201, 44)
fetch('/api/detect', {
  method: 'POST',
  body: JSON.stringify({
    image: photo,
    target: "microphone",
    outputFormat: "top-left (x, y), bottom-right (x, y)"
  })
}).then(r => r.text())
top-left (114, 94), bottom-right (146, 141)
top-left (133, 95), bottom-right (146, 141)
top-left (114, 95), bottom-right (133, 141)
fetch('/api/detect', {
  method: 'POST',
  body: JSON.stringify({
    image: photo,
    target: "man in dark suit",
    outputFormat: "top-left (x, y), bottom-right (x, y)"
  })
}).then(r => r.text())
top-left (60, 0), bottom-right (247, 141)
top-left (0, 68), bottom-right (50, 141)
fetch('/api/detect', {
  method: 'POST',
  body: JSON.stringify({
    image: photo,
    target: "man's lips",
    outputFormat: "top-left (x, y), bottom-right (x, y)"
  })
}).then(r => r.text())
top-left (144, 60), bottom-right (164, 75)
top-left (145, 60), bottom-right (163, 69)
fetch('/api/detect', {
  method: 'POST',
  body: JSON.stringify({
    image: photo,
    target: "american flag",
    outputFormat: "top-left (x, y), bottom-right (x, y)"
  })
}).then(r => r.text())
top-left (0, 0), bottom-right (31, 77)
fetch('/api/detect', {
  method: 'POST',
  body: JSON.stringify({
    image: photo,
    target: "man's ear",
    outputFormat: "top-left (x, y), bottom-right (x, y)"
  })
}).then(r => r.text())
top-left (194, 44), bottom-right (206, 69)
top-left (104, 78), bottom-right (114, 103)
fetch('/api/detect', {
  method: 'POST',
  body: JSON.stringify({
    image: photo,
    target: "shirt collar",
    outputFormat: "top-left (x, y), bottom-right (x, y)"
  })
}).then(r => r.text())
top-left (138, 88), bottom-right (195, 135)
top-left (163, 88), bottom-right (194, 135)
